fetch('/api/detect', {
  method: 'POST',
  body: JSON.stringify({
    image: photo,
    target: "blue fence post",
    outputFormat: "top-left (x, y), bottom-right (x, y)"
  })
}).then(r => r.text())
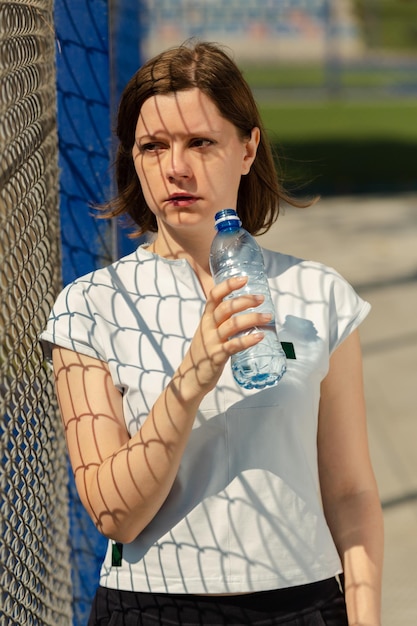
top-left (54, 1), bottom-right (144, 623)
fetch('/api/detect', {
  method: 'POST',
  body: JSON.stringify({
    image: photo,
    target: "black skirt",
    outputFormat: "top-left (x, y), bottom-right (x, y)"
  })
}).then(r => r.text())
top-left (88, 576), bottom-right (348, 625)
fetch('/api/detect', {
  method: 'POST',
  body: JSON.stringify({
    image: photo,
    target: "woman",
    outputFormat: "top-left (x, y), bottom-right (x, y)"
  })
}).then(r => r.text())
top-left (42, 41), bottom-right (383, 625)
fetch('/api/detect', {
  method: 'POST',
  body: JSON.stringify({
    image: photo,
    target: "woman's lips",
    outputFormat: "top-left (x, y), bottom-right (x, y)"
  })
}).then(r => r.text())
top-left (167, 194), bottom-right (199, 207)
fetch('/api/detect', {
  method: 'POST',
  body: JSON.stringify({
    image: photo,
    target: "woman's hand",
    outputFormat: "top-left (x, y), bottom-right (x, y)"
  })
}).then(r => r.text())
top-left (179, 275), bottom-right (270, 397)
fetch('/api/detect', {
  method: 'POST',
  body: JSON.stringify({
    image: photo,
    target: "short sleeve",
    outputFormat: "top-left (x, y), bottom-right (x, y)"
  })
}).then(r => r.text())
top-left (40, 277), bottom-right (106, 362)
top-left (327, 269), bottom-right (371, 354)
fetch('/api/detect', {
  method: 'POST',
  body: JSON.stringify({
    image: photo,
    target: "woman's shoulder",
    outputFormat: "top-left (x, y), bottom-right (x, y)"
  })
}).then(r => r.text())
top-left (261, 247), bottom-right (343, 280)
top-left (60, 247), bottom-right (145, 295)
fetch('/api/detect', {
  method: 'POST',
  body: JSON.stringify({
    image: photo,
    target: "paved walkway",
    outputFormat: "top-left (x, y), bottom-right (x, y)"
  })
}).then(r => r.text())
top-left (258, 193), bottom-right (417, 625)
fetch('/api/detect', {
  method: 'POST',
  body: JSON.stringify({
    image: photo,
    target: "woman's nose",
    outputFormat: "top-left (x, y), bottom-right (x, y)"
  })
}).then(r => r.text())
top-left (166, 147), bottom-right (192, 181)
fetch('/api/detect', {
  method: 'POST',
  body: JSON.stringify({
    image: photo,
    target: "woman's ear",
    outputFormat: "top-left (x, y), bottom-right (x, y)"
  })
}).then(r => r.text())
top-left (241, 127), bottom-right (260, 175)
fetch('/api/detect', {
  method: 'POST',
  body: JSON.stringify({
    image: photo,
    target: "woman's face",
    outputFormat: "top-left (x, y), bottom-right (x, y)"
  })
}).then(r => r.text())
top-left (132, 88), bottom-right (259, 239)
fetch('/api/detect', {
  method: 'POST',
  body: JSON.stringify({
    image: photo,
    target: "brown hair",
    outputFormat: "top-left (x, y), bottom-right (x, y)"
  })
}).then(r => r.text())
top-left (103, 40), bottom-right (307, 237)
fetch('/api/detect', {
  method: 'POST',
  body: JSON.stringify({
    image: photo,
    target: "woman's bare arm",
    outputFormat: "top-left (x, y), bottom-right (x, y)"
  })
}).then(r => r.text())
top-left (53, 276), bottom-right (270, 543)
top-left (318, 329), bottom-right (384, 626)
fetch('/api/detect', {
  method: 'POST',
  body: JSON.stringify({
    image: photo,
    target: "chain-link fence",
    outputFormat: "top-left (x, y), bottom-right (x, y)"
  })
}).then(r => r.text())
top-left (0, 1), bottom-right (72, 623)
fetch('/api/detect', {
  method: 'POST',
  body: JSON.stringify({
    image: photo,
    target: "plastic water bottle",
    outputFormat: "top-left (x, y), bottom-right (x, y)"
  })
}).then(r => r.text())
top-left (209, 208), bottom-right (287, 389)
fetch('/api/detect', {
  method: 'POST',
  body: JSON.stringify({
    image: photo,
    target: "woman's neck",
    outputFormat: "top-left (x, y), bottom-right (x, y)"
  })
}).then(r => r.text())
top-left (148, 232), bottom-right (214, 298)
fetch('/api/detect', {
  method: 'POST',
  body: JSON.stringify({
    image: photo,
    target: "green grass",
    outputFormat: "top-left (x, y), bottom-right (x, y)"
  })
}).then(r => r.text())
top-left (354, 0), bottom-right (417, 51)
top-left (243, 64), bottom-right (417, 90)
top-left (256, 101), bottom-right (417, 195)
top-left (243, 65), bottom-right (325, 89)
top-left (260, 101), bottom-right (417, 141)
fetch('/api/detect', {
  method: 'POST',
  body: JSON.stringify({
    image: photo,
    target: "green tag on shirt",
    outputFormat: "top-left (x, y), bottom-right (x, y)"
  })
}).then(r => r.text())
top-left (112, 542), bottom-right (123, 567)
top-left (281, 342), bottom-right (296, 359)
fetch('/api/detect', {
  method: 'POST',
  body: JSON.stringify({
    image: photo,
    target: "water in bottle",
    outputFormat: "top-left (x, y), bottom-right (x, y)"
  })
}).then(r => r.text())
top-left (209, 208), bottom-right (287, 389)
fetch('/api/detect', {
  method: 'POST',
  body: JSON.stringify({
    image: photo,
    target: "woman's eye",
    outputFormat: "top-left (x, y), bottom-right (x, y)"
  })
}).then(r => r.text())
top-left (138, 142), bottom-right (165, 154)
top-left (190, 138), bottom-right (214, 149)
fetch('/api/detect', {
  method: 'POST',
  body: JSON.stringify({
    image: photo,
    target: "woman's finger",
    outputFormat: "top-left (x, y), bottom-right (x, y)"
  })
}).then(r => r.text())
top-left (218, 311), bottom-right (273, 343)
top-left (213, 293), bottom-right (265, 327)
top-left (206, 276), bottom-right (248, 311)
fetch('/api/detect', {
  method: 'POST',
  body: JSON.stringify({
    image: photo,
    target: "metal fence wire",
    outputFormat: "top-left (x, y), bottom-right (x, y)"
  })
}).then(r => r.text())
top-left (0, 1), bottom-right (72, 623)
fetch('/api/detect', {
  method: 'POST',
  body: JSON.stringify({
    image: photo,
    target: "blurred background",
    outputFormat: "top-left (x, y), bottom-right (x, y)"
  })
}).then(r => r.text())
top-left (143, 0), bottom-right (417, 197)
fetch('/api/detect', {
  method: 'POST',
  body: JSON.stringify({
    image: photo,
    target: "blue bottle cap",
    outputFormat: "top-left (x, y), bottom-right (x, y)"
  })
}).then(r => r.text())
top-left (214, 209), bottom-right (242, 230)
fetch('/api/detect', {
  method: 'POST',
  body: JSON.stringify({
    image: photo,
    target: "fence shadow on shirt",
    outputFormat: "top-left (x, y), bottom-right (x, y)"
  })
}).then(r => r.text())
top-left (49, 251), bottom-right (350, 592)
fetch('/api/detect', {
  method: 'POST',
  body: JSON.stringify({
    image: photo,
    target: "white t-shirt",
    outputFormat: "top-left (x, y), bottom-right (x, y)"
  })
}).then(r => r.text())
top-left (41, 245), bottom-right (370, 594)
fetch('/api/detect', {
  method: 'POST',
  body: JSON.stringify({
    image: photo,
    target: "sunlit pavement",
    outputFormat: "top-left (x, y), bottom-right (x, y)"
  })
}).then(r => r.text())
top-left (259, 193), bottom-right (417, 625)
